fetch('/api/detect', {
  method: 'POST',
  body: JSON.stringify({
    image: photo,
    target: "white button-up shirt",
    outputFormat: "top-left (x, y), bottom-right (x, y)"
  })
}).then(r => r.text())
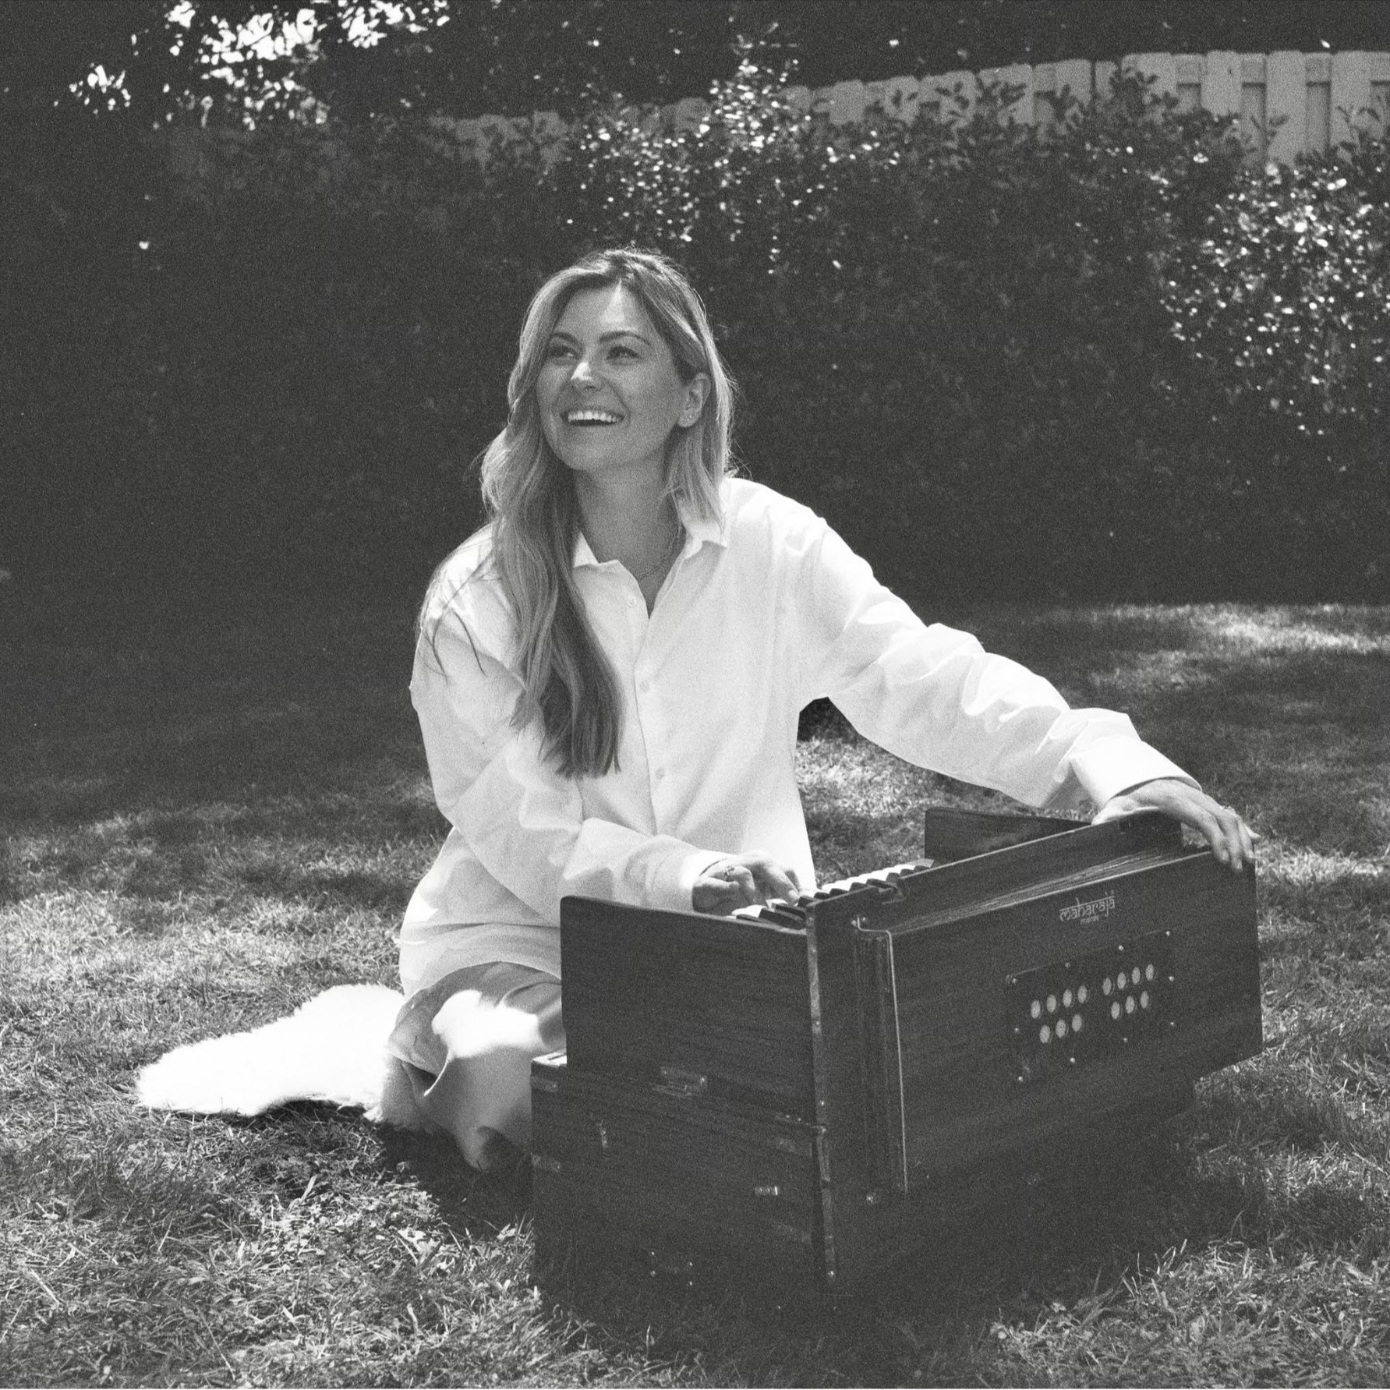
top-left (399, 478), bottom-right (1192, 994)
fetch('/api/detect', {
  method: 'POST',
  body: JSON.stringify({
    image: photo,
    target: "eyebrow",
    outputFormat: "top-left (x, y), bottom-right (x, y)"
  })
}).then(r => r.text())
top-left (548, 328), bottom-right (652, 346)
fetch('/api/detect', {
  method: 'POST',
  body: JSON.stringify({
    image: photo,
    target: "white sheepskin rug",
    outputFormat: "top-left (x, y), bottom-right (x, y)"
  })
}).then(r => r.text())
top-left (136, 984), bottom-right (422, 1128)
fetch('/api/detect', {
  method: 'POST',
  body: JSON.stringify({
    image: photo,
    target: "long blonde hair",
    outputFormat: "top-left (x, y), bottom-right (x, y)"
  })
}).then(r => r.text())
top-left (424, 249), bottom-right (737, 778)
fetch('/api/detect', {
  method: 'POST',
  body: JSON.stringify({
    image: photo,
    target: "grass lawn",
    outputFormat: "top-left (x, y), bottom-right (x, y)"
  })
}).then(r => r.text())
top-left (2, 584), bottom-right (1388, 1386)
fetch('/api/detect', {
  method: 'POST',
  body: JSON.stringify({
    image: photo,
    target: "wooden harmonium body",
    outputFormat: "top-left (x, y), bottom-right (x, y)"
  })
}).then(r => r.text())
top-left (531, 810), bottom-right (1262, 1293)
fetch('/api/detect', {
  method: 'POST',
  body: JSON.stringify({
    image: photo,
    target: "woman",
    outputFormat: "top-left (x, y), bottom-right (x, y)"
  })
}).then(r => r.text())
top-left (387, 247), bottom-right (1255, 1170)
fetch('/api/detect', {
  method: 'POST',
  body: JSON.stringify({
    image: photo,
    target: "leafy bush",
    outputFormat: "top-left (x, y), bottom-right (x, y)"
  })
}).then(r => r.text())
top-left (555, 60), bottom-right (1390, 599)
top-left (5, 59), bottom-right (1388, 600)
top-left (3, 119), bottom-right (564, 594)
top-left (1161, 134), bottom-right (1390, 593)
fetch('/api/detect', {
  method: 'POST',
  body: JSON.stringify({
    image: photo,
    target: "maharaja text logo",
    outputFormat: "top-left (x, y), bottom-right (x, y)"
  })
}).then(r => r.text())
top-left (1058, 890), bottom-right (1117, 923)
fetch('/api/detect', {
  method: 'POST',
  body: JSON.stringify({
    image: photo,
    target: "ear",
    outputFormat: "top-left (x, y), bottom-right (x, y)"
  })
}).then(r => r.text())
top-left (677, 373), bottom-right (711, 428)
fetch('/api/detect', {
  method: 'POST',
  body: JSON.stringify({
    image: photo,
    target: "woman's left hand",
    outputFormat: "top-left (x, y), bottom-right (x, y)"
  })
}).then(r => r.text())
top-left (1093, 777), bottom-right (1258, 873)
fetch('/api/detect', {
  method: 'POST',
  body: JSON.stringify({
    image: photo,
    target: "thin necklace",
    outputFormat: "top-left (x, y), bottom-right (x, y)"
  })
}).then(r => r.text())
top-left (629, 516), bottom-right (682, 583)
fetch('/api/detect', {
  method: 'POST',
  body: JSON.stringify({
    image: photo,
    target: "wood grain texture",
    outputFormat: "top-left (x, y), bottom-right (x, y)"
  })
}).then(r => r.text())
top-left (538, 817), bottom-right (1262, 1293)
top-left (530, 1054), bottom-right (825, 1286)
top-left (919, 806), bottom-right (1081, 862)
top-left (560, 896), bottom-right (816, 1113)
top-left (849, 850), bottom-right (1259, 1181)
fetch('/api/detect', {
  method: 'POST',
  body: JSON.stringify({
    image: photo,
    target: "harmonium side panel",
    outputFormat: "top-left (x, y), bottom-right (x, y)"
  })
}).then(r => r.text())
top-left (886, 849), bottom-right (1261, 1183)
top-left (559, 897), bottom-right (817, 1117)
top-left (531, 1053), bottom-right (826, 1292)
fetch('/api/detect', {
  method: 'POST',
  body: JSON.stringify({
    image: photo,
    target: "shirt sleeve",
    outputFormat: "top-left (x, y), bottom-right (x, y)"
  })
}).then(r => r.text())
top-left (411, 595), bottom-right (722, 923)
top-left (793, 521), bottom-right (1196, 814)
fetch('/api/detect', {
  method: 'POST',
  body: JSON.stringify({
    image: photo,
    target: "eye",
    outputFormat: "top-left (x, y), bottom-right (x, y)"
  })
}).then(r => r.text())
top-left (544, 341), bottom-right (575, 360)
top-left (608, 343), bottom-right (639, 360)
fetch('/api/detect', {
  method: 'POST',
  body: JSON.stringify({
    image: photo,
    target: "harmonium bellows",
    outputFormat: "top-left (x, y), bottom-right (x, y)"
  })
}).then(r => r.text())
top-left (531, 809), bottom-right (1262, 1293)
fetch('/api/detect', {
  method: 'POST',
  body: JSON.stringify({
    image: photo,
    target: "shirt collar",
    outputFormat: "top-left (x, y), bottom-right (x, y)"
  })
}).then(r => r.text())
top-left (571, 486), bottom-right (729, 569)
top-left (678, 495), bottom-right (728, 553)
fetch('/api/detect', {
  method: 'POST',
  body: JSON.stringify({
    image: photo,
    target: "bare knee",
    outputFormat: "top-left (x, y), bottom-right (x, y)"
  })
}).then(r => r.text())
top-left (426, 990), bottom-right (552, 1166)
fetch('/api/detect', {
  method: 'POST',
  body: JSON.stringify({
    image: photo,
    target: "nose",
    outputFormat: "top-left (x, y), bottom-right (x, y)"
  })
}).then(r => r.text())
top-left (570, 354), bottom-right (600, 390)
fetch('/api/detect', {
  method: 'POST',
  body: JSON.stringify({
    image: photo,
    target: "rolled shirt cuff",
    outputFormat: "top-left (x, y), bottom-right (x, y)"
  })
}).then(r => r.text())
top-left (1066, 735), bottom-right (1198, 811)
top-left (672, 848), bottom-right (732, 911)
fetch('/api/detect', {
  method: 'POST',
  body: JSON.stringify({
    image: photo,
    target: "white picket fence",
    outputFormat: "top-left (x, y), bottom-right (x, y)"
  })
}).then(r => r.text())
top-left (425, 49), bottom-right (1390, 168)
top-left (168, 50), bottom-right (1390, 180)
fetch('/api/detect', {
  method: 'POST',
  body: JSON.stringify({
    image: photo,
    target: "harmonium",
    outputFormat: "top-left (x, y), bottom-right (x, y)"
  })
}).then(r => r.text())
top-left (531, 808), bottom-right (1262, 1294)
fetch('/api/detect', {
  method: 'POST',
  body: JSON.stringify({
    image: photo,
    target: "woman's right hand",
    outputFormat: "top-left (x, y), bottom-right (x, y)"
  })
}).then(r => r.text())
top-left (692, 853), bottom-right (802, 915)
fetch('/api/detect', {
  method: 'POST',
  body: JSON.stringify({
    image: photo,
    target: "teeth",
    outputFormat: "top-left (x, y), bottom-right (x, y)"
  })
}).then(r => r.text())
top-left (565, 409), bottom-right (621, 424)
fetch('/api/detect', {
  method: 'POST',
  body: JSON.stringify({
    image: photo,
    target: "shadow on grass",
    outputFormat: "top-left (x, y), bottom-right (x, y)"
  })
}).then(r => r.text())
top-left (0, 1131), bottom-right (255, 1240)
top-left (1, 585), bottom-right (428, 841)
top-left (1199, 1065), bottom-right (1390, 1165)
top-left (376, 1123), bottom-right (533, 1238)
top-left (527, 1053), bottom-right (1390, 1382)
top-left (5, 592), bottom-right (1388, 1384)
top-left (959, 604), bottom-right (1390, 857)
top-left (6, 718), bottom-right (433, 835)
top-left (231, 859), bottom-right (418, 913)
top-left (529, 1124), bottom-right (1280, 1386)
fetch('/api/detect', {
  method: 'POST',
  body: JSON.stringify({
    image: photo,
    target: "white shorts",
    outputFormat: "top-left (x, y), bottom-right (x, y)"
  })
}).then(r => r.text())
top-left (385, 962), bottom-right (564, 1171)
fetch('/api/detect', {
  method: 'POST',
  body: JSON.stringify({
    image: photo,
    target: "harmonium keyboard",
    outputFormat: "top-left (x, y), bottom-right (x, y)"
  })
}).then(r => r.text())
top-left (531, 808), bottom-right (1262, 1293)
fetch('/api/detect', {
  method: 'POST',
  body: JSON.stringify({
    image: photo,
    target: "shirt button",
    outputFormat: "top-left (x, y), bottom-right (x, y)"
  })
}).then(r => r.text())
top-left (654, 768), bottom-right (666, 781)
top-left (639, 680), bottom-right (651, 693)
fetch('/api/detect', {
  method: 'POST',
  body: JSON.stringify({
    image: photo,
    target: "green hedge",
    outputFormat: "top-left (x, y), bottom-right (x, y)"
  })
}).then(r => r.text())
top-left (560, 64), bottom-right (1389, 599)
top-left (3, 122), bottom-right (554, 596)
top-left (1160, 140), bottom-right (1390, 595)
top-left (4, 65), bottom-right (1387, 600)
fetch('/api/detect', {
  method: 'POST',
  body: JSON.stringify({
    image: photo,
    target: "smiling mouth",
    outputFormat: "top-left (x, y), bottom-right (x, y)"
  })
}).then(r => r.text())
top-left (563, 409), bottom-right (622, 426)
